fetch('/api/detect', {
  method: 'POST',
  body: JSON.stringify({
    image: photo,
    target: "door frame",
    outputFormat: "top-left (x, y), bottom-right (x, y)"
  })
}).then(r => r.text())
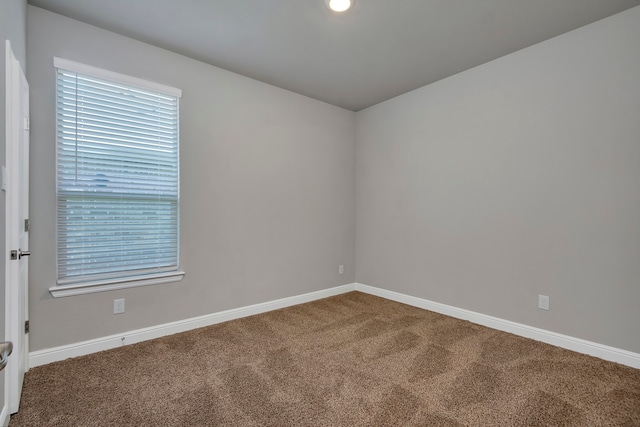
top-left (4, 39), bottom-right (29, 416)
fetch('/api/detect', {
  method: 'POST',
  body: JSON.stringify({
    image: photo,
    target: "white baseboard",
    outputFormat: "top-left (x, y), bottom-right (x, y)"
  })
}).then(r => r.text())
top-left (0, 404), bottom-right (9, 427)
top-left (29, 282), bottom-right (640, 370)
top-left (355, 283), bottom-right (640, 369)
top-left (29, 283), bottom-right (356, 368)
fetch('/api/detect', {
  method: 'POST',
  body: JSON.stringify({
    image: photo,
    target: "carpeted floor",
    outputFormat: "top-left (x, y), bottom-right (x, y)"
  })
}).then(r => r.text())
top-left (10, 292), bottom-right (640, 426)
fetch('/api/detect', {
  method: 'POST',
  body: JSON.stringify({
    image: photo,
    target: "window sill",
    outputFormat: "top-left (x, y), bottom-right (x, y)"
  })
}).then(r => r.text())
top-left (49, 271), bottom-right (185, 298)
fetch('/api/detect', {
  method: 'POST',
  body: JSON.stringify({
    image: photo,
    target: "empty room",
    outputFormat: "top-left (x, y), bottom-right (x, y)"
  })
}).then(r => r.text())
top-left (1, 0), bottom-right (639, 425)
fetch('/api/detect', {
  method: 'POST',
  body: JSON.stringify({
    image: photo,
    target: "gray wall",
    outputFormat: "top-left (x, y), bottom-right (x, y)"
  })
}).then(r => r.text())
top-left (356, 6), bottom-right (640, 353)
top-left (26, 4), bottom-right (640, 356)
top-left (27, 6), bottom-right (356, 351)
top-left (1, 0), bottom-right (27, 412)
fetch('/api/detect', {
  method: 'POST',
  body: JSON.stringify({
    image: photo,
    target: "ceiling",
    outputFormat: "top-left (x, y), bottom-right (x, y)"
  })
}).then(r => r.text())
top-left (28, 0), bottom-right (640, 111)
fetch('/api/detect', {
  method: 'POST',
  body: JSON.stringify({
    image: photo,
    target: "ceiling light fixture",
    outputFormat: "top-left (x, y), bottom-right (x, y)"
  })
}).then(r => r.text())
top-left (325, 0), bottom-right (354, 13)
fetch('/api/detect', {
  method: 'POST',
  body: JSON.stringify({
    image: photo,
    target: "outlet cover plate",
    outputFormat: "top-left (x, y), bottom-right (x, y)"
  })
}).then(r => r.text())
top-left (538, 295), bottom-right (550, 311)
top-left (114, 298), bottom-right (125, 314)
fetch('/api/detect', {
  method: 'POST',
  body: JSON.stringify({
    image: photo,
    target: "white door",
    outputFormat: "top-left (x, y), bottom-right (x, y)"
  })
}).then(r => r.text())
top-left (4, 40), bottom-right (30, 415)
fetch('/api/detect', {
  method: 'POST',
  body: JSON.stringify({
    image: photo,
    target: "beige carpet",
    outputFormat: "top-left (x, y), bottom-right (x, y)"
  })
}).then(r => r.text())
top-left (10, 292), bottom-right (640, 426)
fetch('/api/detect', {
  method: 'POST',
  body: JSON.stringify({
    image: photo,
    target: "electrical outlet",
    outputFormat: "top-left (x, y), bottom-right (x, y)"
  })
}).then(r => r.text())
top-left (114, 298), bottom-right (125, 314)
top-left (538, 295), bottom-right (550, 311)
top-left (338, 264), bottom-right (344, 275)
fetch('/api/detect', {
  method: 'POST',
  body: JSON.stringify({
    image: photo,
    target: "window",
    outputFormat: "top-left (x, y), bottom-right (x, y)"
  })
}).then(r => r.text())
top-left (51, 58), bottom-right (184, 297)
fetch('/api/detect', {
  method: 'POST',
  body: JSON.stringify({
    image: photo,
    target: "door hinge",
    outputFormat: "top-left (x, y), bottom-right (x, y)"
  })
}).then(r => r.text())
top-left (25, 320), bottom-right (29, 334)
top-left (25, 218), bottom-right (30, 232)
top-left (24, 117), bottom-right (30, 131)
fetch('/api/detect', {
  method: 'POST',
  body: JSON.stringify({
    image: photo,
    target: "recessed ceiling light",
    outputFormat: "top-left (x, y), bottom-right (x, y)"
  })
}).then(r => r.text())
top-left (325, 0), bottom-right (354, 13)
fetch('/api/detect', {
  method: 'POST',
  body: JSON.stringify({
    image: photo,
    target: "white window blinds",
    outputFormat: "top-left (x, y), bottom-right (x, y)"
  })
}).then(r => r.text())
top-left (55, 59), bottom-right (181, 286)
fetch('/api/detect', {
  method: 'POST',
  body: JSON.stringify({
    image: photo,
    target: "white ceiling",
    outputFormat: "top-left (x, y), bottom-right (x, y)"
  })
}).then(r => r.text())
top-left (28, 0), bottom-right (640, 111)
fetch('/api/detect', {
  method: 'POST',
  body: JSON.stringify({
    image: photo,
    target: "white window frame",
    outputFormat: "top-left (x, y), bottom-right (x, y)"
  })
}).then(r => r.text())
top-left (49, 58), bottom-right (184, 298)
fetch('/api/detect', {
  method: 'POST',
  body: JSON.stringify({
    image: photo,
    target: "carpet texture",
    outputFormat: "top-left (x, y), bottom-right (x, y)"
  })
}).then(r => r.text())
top-left (10, 292), bottom-right (640, 426)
